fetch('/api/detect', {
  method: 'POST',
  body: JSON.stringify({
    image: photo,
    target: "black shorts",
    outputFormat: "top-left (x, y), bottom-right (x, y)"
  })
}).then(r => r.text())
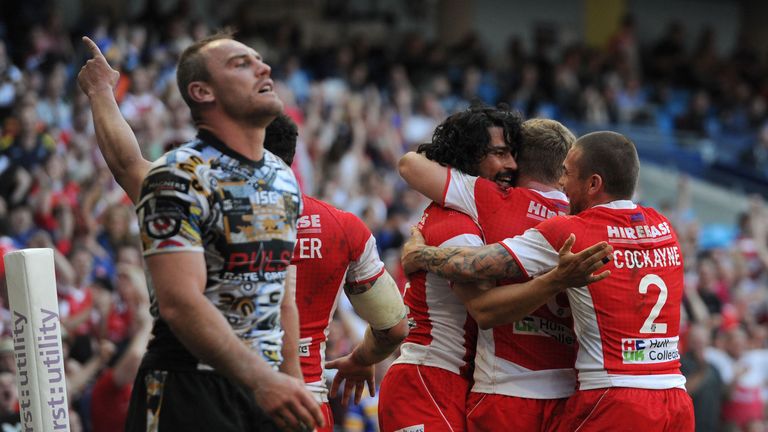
top-left (125, 368), bottom-right (281, 432)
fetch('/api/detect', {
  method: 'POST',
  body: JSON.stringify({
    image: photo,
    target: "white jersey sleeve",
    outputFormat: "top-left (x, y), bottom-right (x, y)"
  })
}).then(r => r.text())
top-left (346, 234), bottom-right (385, 284)
top-left (443, 168), bottom-right (479, 222)
top-left (442, 233), bottom-right (484, 248)
top-left (499, 228), bottom-right (559, 278)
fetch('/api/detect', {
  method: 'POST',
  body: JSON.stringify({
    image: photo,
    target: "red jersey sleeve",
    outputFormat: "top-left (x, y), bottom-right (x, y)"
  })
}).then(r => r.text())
top-left (419, 202), bottom-right (483, 247)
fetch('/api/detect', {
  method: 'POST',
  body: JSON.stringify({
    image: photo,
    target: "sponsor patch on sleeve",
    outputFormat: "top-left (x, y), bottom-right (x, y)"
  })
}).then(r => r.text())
top-left (142, 198), bottom-right (187, 240)
top-left (141, 171), bottom-right (190, 197)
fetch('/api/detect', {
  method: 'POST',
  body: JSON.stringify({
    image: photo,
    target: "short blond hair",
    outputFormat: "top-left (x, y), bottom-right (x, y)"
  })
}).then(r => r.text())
top-left (519, 119), bottom-right (575, 183)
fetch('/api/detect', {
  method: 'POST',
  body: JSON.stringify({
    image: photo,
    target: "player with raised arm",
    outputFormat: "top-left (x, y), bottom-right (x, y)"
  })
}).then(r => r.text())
top-left (402, 131), bottom-right (695, 431)
top-left (397, 117), bottom-right (582, 431)
top-left (78, 32), bottom-right (323, 431)
top-left (78, 39), bottom-right (407, 431)
top-left (379, 105), bottom-right (522, 432)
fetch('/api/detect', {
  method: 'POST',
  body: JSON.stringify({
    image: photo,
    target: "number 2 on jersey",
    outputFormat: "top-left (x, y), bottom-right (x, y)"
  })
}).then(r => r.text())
top-left (638, 274), bottom-right (668, 334)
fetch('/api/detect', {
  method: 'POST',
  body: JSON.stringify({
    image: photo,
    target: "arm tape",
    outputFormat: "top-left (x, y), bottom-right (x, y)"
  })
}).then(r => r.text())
top-left (347, 271), bottom-right (406, 330)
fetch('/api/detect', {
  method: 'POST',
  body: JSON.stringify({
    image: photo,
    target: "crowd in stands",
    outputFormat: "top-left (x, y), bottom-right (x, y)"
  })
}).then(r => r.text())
top-left (0, 4), bottom-right (766, 431)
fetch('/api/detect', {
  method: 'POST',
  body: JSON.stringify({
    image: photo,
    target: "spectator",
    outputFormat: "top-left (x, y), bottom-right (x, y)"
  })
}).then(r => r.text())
top-left (1, 101), bottom-right (57, 172)
top-left (706, 326), bottom-right (768, 431)
top-left (675, 90), bottom-right (712, 137)
top-left (90, 280), bottom-right (152, 432)
top-left (681, 324), bottom-right (725, 432)
top-left (0, 41), bottom-right (22, 122)
top-left (0, 371), bottom-right (19, 428)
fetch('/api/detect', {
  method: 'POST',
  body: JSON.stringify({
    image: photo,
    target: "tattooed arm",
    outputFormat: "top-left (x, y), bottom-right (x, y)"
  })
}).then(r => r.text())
top-left (454, 235), bottom-right (613, 329)
top-left (401, 227), bottom-right (525, 281)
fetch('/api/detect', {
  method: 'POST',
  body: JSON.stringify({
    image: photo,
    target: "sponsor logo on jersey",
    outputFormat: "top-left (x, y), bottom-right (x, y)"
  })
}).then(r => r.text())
top-left (621, 337), bottom-right (679, 364)
top-left (513, 316), bottom-right (575, 345)
top-left (252, 190), bottom-right (282, 206)
top-left (297, 214), bottom-right (322, 229)
top-left (142, 199), bottom-right (186, 239)
top-left (526, 201), bottom-right (566, 221)
top-left (298, 337), bottom-right (312, 357)
top-left (142, 171), bottom-right (190, 194)
top-left (606, 222), bottom-right (672, 243)
top-left (222, 197), bottom-right (252, 213)
top-left (395, 425), bottom-right (425, 432)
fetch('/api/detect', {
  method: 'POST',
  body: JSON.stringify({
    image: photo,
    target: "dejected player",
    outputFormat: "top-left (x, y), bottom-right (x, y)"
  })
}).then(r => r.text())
top-left (78, 34), bottom-right (407, 430)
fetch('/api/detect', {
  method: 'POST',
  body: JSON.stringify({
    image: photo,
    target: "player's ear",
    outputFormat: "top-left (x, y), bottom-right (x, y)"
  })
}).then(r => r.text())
top-left (188, 81), bottom-right (214, 104)
top-left (588, 173), bottom-right (603, 195)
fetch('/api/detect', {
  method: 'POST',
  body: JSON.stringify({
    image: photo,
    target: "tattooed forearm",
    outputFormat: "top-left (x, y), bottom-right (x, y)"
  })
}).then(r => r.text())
top-left (369, 327), bottom-right (401, 356)
top-left (420, 243), bottom-right (524, 282)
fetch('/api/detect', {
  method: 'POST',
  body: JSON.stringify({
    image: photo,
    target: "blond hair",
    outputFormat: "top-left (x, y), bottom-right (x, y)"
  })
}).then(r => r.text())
top-left (518, 119), bottom-right (575, 183)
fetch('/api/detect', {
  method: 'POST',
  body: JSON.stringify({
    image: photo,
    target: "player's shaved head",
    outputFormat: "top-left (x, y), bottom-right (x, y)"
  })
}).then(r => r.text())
top-left (176, 29), bottom-right (236, 122)
top-left (573, 131), bottom-right (639, 199)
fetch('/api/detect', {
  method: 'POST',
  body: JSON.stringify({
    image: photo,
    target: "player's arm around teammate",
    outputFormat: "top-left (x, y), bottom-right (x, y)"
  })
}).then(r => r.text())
top-left (326, 272), bottom-right (409, 406)
top-left (451, 234), bottom-right (612, 329)
top-left (398, 151), bottom-right (450, 203)
top-left (401, 228), bottom-right (524, 281)
top-left (401, 226), bottom-right (612, 329)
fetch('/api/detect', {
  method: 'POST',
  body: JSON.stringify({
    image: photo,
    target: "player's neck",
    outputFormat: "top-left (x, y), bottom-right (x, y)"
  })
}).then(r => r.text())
top-left (517, 175), bottom-right (561, 193)
top-left (588, 192), bottom-right (627, 208)
top-left (197, 115), bottom-right (265, 161)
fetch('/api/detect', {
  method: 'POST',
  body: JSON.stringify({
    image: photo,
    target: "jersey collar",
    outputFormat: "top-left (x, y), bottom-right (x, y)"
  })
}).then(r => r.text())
top-left (593, 200), bottom-right (637, 210)
top-left (197, 129), bottom-right (265, 167)
top-left (530, 188), bottom-right (569, 202)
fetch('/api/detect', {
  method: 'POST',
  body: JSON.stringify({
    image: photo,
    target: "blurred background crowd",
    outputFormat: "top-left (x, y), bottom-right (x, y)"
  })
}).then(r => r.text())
top-left (0, 0), bottom-right (766, 431)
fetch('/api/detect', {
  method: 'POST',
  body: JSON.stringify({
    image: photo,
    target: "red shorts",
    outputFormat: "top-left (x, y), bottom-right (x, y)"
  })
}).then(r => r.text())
top-left (316, 402), bottom-right (334, 432)
top-left (555, 387), bottom-right (694, 432)
top-left (466, 392), bottom-right (566, 432)
top-left (378, 364), bottom-right (470, 432)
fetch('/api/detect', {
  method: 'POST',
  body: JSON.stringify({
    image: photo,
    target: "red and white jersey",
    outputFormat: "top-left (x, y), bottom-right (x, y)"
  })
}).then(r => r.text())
top-left (394, 202), bottom-right (481, 377)
top-left (500, 200), bottom-right (686, 390)
top-left (443, 169), bottom-right (576, 399)
top-left (291, 196), bottom-right (385, 400)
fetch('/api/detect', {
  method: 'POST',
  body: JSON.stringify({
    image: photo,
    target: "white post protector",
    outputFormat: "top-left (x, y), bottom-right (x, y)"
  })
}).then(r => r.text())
top-left (4, 248), bottom-right (70, 432)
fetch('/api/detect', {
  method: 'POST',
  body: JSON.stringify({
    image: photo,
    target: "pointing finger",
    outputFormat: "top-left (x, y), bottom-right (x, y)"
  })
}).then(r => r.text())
top-left (82, 36), bottom-right (104, 59)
